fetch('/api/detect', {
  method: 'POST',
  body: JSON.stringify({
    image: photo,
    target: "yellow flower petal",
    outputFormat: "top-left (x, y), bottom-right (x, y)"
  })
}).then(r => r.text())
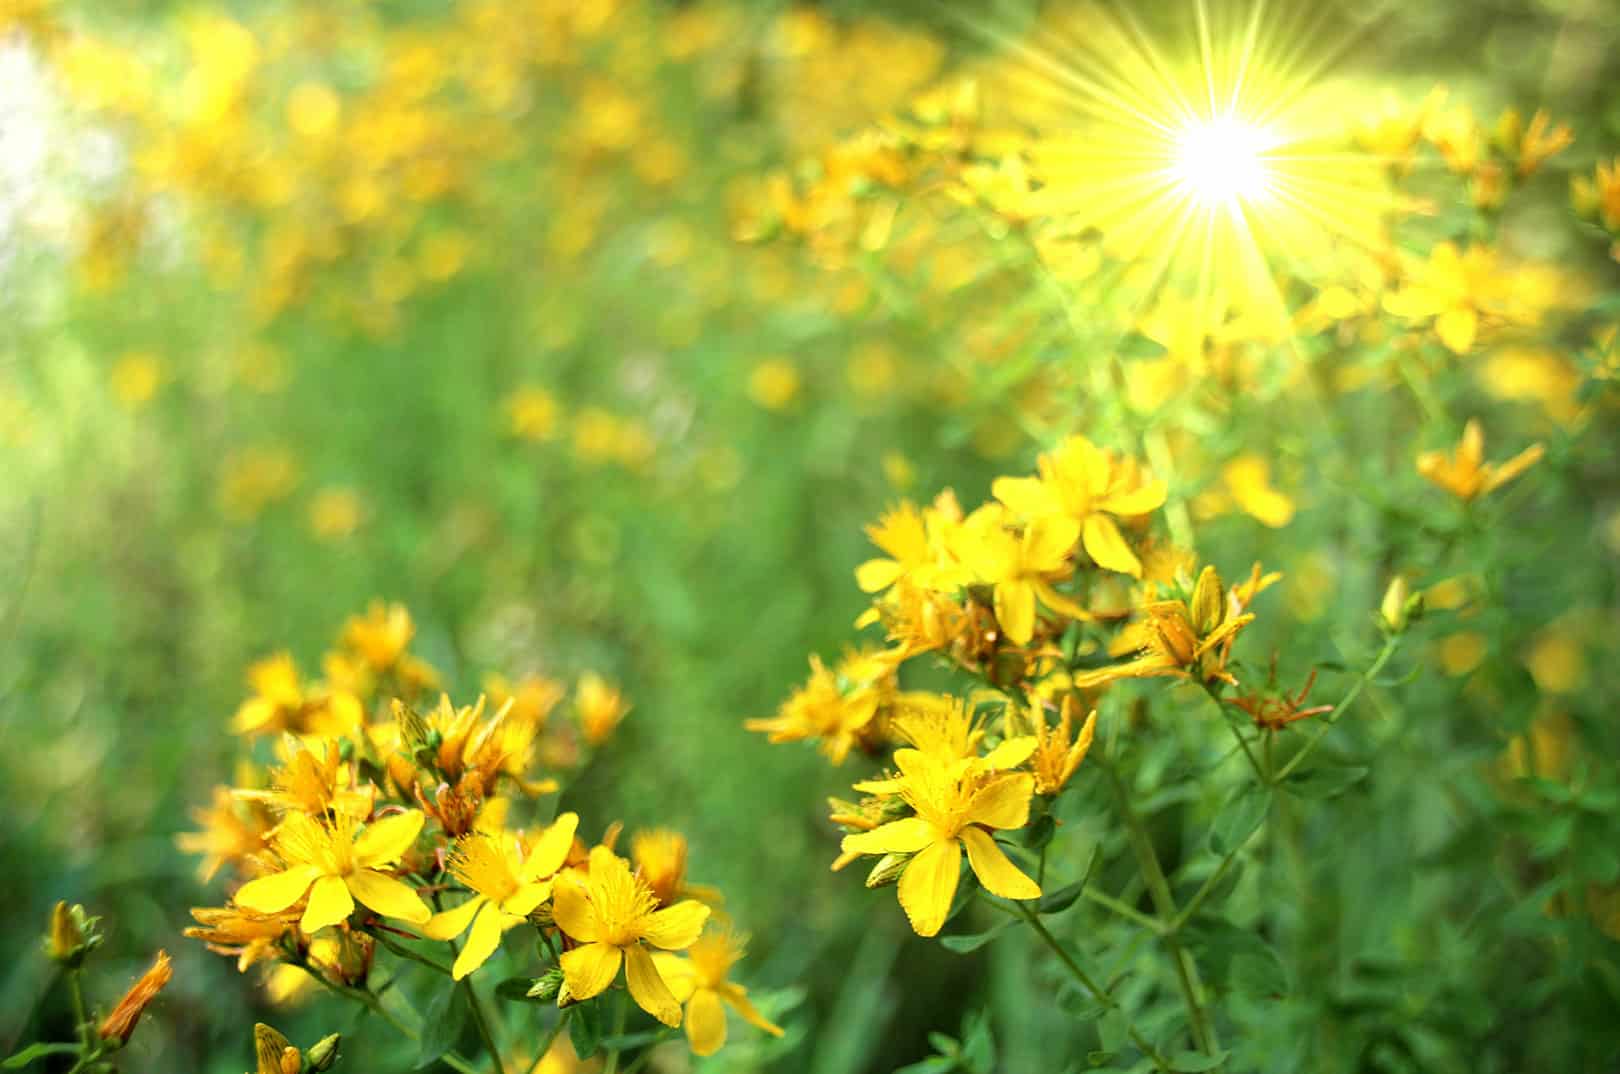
top-left (685, 986), bottom-right (727, 1056)
top-left (650, 952), bottom-right (699, 1002)
top-left (347, 869), bottom-right (430, 924)
top-left (979, 736), bottom-right (1036, 770)
top-left (551, 878), bottom-right (600, 943)
top-left (451, 901), bottom-right (506, 980)
top-left (1436, 307), bottom-right (1478, 354)
top-left (1023, 515), bottom-right (1080, 569)
top-left (897, 839), bottom-right (961, 937)
top-left (352, 811), bottom-right (424, 868)
top-left (721, 983), bottom-right (785, 1037)
top-left (522, 813), bottom-right (578, 882)
top-left (301, 874), bottom-right (355, 933)
top-left (1100, 479), bottom-right (1167, 517)
top-left (499, 880), bottom-right (551, 918)
top-left (991, 475), bottom-right (1060, 519)
top-left (855, 559), bottom-right (904, 593)
top-left (840, 817), bottom-right (935, 856)
top-left (960, 826), bottom-right (1041, 901)
top-left (1082, 514), bottom-right (1142, 577)
top-left (235, 865), bottom-right (320, 914)
top-left (640, 900), bottom-right (710, 950)
top-left (964, 772), bottom-right (1034, 830)
top-left (560, 941), bottom-right (622, 1002)
top-left (421, 895), bottom-right (485, 941)
top-left (994, 579), bottom-right (1037, 646)
top-left (625, 944), bottom-right (682, 1027)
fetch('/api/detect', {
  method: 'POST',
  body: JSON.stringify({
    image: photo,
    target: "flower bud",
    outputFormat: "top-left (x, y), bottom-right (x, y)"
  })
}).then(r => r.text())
top-left (306, 1033), bottom-right (342, 1071)
top-left (45, 902), bottom-right (100, 968)
top-left (865, 853), bottom-right (910, 889)
top-left (1380, 576), bottom-right (1422, 633)
top-left (1189, 566), bottom-right (1226, 637)
top-left (527, 968), bottom-right (564, 1002)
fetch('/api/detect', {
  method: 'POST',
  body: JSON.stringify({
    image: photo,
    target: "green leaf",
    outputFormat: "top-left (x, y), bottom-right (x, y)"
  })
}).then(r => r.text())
top-left (941, 922), bottom-right (1013, 953)
top-left (1283, 763), bottom-right (1369, 800)
top-left (415, 986), bottom-right (467, 1069)
top-left (1170, 1050), bottom-right (1230, 1071)
top-left (599, 1031), bottom-right (661, 1051)
top-left (1021, 814), bottom-right (1056, 849)
top-left (569, 998), bottom-right (602, 1061)
top-left (1116, 332), bottom-right (1168, 359)
top-left (1209, 784), bottom-right (1270, 855)
top-left (1038, 882), bottom-right (1087, 916)
top-left (1098, 1009), bottom-right (1128, 1053)
top-left (4, 1043), bottom-right (80, 1069)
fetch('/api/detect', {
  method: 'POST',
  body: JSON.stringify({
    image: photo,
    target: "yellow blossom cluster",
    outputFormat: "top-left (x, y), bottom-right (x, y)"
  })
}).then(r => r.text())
top-left (181, 602), bottom-right (780, 1057)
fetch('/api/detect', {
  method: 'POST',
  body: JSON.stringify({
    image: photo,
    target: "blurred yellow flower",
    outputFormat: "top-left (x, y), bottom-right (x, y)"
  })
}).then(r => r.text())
top-left (653, 927), bottom-right (784, 1056)
top-left (110, 351), bottom-right (163, 409)
top-left (219, 448), bottom-right (300, 519)
top-left (748, 358), bottom-right (802, 411)
top-left (286, 82), bottom-right (341, 139)
top-left (1222, 455), bottom-right (1295, 528)
top-left (1383, 242), bottom-right (1500, 354)
top-left (505, 386), bottom-right (561, 442)
top-left (308, 487), bottom-right (364, 540)
top-left (576, 672), bottom-right (629, 746)
top-left (1416, 419), bottom-right (1543, 501)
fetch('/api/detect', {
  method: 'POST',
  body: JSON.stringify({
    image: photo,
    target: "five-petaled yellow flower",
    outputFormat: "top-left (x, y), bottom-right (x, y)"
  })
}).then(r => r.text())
top-left (840, 750), bottom-right (1040, 936)
top-left (422, 812), bottom-right (579, 979)
top-left (992, 434), bottom-right (1166, 578)
top-left (235, 810), bottom-right (430, 933)
top-left (553, 847), bottom-right (711, 1025)
top-left (957, 510), bottom-right (1084, 647)
top-left (654, 926), bottom-right (785, 1056)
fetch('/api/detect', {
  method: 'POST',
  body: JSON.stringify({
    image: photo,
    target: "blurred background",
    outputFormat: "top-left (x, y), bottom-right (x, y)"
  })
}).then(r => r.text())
top-left (2, 1), bottom-right (1618, 1071)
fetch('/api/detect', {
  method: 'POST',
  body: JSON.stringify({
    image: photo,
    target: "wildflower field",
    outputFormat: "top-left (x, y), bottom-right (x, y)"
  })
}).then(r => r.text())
top-left (4, 0), bottom-right (1620, 1071)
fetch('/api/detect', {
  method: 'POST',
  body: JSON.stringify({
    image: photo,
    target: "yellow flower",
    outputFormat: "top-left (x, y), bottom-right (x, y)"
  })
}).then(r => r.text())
top-left (992, 435), bottom-right (1166, 578)
top-left (422, 813), bottom-right (578, 979)
top-left (110, 351), bottom-right (163, 409)
top-left (840, 750), bottom-right (1040, 936)
top-left (185, 905), bottom-right (297, 972)
top-left (1416, 419), bottom-right (1544, 501)
top-left (888, 695), bottom-right (1035, 771)
top-left (235, 811), bottom-right (430, 933)
top-left (1028, 697), bottom-right (1098, 796)
top-left (234, 737), bottom-right (374, 818)
top-left (748, 358), bottom-right (802, 410)
top-left (308, 488), bottom-right (364, 541)
top-left (575, 673), bottom-right (629, 746)
top-left (1075, 565), bottom-right (1255, 688)
top-left (955, 508), bottom-right (1083, 646)
top-left (1506, 108), bottom-right (1573, 177)
top-left (1382, 242), bottom-right (1501, 355)
top-left (230, 653), bottom-right (363, 739)
top-left (553, 847), bottom-right (711, 1026)
top-left (653, 927), bottom-right (785, 1056)
top-left (1572, 158), bottom-right (1620, 231)
top-left (746, 648), bottom-right (899, 763)
top-left (341, 601), bottom-right (417, 674)
top-left (1221, 455), bottom-right (1295, 529)
top-left (177, 786), bottom-right (274, 882)
top-left (630, 829), bottom-right (721, 908)
top-left (505, 386), bottom-right (562, 442)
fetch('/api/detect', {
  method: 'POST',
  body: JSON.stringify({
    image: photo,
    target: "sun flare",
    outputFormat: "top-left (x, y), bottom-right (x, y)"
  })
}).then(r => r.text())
top-left (1170, 115), bottom-right (1277, 208)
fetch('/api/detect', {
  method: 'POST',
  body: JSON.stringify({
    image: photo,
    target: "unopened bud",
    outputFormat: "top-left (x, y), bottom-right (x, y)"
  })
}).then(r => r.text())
top-left (527, 969), bottom-right (564, 1002)
top-left (1380, 576), bottom-right (1423, 633)
top-left (45, 902), bottom-right (99, 967)
top-left (1189, 566), bottom-right (1226, 637)
top-left (306, 1033), bottom-right (341, 1071)
top-left (99, 951), bottom-right (173, 1046)
top-left (254, 1024), bottom-right (297, 1074)
top-left (865, 853), bottom-right (910, 889)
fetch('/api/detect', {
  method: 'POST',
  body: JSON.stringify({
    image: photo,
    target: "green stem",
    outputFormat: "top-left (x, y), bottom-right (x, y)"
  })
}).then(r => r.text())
top-left (67, 968), bottom-right (91, 1050)
top-left (1015, 904), bottom-right (1172, 1072)
top-left (602, 994), bottom-right (630, 1074)
top-left (1172, 840), bottom-right (1248, 933)
top-left (463, 978), bottom-right (508, 1074)
top-left (1082, 887), bottom-right (1166, 934)
top-left (1201, 682), bottom-right (1266, 784)
top-left (1104, 762), bottom-right (1221, 1058)
top-left (1274, 634), bottom-right (1401, 783)
top-left (303, 965), bottom-right (484, 1074)
top-left (370, 928), bottom-right (456, 977)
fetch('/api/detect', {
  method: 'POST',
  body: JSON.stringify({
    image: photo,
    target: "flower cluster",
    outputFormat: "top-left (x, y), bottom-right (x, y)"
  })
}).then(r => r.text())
top-left (182, 602), bottom-right (780, 1061)
top-left (753, 436), bottom-right (1293, 935)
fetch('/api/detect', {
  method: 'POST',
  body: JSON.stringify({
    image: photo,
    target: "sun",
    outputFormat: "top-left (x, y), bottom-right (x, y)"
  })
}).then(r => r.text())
top-left (1170, 115), bottom-right (1277, 208)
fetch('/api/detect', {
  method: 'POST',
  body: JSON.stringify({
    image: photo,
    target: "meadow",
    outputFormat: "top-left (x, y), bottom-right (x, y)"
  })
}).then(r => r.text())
top-left (2, 1), bottom-right (1619, 1072)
